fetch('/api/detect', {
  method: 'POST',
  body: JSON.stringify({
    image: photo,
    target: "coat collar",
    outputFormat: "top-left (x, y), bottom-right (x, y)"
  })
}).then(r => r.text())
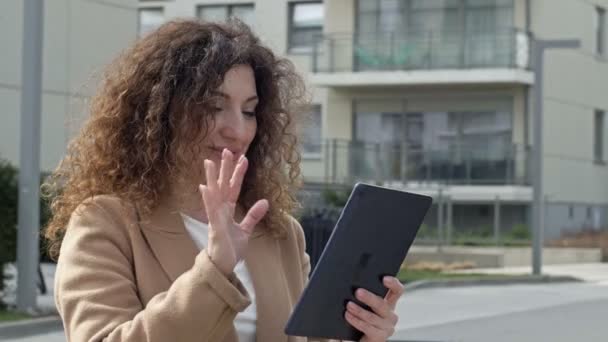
top-left (136, 200), bottom-right (267, 280)
top-left (136, 201), bottom-right (198, 282)
top-left (138, 198), bottom-right (266, 237)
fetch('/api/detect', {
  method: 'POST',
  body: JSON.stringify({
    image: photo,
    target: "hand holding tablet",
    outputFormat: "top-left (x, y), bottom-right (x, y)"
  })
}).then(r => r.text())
top-left (285, 183), bottom-right (432, 341)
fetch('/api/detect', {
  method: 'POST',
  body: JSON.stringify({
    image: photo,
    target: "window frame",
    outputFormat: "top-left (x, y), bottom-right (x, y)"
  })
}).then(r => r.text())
top-left (596, 6), bottom-right (606, 57)
top-left (594, 109), bottom-right (605, 164)
top-left (287, 1), bottom-right (324, 54)
top-left (137, 6), bottom-right (165, 37)
top-left (197, 3), bottom-right (255, 25)
top-left (301, 104), bottom-right (323, 159)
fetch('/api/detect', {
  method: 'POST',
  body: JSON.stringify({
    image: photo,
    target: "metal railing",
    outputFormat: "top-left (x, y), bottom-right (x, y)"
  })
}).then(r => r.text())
top-left (312, 28), bottom-right (531, 73)
top-left (303, 139), bottom-right (530, 186)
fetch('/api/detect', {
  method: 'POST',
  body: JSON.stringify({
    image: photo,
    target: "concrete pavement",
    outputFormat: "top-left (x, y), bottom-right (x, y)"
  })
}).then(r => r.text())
top-left (4, 281), bottom-right (607, 342)
top-left (448, 262), bottom-right (608, 284)
top-left (2, 263), bottom-right (57, 315)
top-left (394, 298), bottom-right (608, 342)
top-left (2, 263), bottom-right (608, 341)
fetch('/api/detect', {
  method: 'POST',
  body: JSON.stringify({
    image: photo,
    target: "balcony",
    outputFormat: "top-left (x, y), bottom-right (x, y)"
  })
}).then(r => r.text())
top-left (311, 29), bottom-right (534, 87)
top-left (303, 139), bottom-right (530, 186)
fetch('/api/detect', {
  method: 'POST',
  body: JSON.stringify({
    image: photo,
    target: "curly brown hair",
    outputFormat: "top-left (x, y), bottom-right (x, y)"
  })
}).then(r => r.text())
top-left (43, 19), bottom-right (308, 260)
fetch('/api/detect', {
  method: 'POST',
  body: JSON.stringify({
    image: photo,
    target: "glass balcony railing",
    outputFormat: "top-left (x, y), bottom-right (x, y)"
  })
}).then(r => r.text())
top-left (303, 139), bottom-right (531, 186)
top-left (312, 28), bottom-right (531, 73)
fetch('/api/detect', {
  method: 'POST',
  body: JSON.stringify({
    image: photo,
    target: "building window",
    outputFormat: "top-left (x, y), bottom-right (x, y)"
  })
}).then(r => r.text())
top-left (478, 206), bottom-right (490, 217)
top-left (568, 205), bottom-right (574, 219)
top-left (288, 1), bottom-right (324, 52)
top-left (302, 105), bottom-right (322, 155)
top-left (198, 4), bottom-right (255, 27)
top-left (354, 102), bottom-right (514, 183)
top-left (138, 7), bottom-right (164, 37)
top-left (595, 110), bottom-right (605, 163)
top-left (596, 7), bottom-right (606, 56)
top-left (355, 0), bottom-right (514, 69)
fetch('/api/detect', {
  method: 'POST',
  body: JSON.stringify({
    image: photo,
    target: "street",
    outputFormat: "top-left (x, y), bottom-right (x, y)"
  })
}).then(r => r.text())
top-left (3, 281), bottom-right (607, 342)
top-left (393, 282), bottom-right (608, 342)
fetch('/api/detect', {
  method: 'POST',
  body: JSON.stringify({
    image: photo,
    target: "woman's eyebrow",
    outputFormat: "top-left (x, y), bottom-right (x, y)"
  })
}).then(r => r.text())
top-left (245, 95), bottom-right (259, 103)
top-left (212, 90), bottom-right (258, 103)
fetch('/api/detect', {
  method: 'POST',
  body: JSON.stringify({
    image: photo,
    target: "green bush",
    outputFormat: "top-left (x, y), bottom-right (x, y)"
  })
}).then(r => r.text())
top-left (0, 159), bottom-right (18, 309)
top-left (507, 224), bottom-right (531, 240)
top-left (0, 160), bottom-right (18, 261)
top-left (415, 224), bottom-right (435, 239)
top-left (321, 185), bottom-right (353, 207)
top-left (0, 158), bottom-right (53, 309)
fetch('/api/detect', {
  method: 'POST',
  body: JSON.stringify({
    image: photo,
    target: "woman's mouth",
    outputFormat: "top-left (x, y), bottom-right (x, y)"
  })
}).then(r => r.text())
top-left (209, 147), bottom-right (241, 159)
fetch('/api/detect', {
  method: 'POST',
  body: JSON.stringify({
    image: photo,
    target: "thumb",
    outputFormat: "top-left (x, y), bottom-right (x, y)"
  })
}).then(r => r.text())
top-left (240, 199), bottom-right (269, 234)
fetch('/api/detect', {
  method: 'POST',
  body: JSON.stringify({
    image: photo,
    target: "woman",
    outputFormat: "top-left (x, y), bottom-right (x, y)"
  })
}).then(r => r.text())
top-left (44, 19), bottom-right (403, 342)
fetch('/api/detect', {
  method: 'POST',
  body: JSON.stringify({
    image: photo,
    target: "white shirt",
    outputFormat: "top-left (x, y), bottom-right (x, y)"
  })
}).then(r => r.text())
top-left (180, 213), bottom-right (257, 342)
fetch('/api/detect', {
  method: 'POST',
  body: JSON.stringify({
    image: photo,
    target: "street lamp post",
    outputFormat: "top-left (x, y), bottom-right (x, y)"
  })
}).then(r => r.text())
top-left (17, 0), bottom-right (44, 313)
top-left (531, 37), bottom-right (580, 276)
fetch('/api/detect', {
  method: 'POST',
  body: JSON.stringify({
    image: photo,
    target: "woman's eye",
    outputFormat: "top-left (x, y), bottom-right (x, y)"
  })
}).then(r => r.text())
top-left (243, 111), bottom-right (256, 117)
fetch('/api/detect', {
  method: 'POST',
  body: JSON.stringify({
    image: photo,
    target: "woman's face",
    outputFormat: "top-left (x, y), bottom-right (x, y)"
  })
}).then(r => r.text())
top-left (203, 64), bottom-right (258, 165)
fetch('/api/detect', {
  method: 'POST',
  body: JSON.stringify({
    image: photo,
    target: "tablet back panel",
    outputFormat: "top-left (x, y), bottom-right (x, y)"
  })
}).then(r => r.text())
top-left (285, 183), bottom-right (432, 340)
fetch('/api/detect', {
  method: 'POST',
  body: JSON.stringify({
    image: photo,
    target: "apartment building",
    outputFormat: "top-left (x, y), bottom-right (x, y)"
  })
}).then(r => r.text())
top-left (138, 0), bottom-right (608, 242)
top-left (3, 0), bottom-right (604, 242)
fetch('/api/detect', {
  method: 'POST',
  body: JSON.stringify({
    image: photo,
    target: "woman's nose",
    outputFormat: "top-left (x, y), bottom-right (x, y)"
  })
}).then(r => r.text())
top-left (217, 109), bottom-right (247, 141)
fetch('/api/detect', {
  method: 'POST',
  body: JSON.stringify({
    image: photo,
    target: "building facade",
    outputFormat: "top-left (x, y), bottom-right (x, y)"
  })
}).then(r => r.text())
top-left (3, 0), bottom-right (606, 244)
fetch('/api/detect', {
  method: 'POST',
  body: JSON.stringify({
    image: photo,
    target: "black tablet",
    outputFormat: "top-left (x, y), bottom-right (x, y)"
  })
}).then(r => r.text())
top-left (285, 183), bottom-right (432, 341)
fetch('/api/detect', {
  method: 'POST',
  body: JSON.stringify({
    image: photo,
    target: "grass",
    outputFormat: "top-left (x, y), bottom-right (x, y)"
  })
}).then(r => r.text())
top-left (452, 238), bottom-right (532, 247)
top-left (0, 310), bottom-right (30, 322)
top-left (397, 268), bottom-right (516, 284)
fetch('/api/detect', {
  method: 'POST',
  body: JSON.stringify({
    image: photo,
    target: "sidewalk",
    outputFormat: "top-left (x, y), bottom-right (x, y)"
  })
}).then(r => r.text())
top-left (6, 262), bottom-right (608, 313)
top-left (448, 262), bottom-right (608, 285)
top-left (2, 262), bottom-right (607, 341)
top-left (2, 263), bottom-right (57, 315)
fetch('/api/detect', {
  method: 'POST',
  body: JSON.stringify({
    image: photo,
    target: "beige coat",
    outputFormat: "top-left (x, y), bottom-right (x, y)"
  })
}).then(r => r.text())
top-left (55, 195), bottom-right (337, 342)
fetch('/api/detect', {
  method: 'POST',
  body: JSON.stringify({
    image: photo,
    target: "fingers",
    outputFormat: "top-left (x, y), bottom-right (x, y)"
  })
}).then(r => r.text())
top-left (383, 276), bottom-right (404, 310)
top-left (355, 288), bottom-right (393, 321)
top-left (239, 199), bottom-right (269, 234)
top-left (344, 310), bottom-right (388, 341)
top-left (204, 159), bottom-right (219, 193)
top-left (346, 302), bottom-right (393, 331)
top-left (228, 155), bottom-right (248, 203)
top-left (209, 149), bottom-right (248, 204)
top-left (204, 152), bottom-right (263, 235)
top-left (218, 149), bottom-right (236, 197)
top-left (198, 184), bottom-right (218, 223)
top-left (348, 285), bottom-right (402, 341)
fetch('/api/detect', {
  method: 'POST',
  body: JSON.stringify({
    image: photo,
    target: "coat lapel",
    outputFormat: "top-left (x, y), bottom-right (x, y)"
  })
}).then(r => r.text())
top-left (136, 201), bottom-right (266, 284)
top-left (137, 203), bottom-right (199, 282)
top-left (245, 235), bottom-right (291, 342)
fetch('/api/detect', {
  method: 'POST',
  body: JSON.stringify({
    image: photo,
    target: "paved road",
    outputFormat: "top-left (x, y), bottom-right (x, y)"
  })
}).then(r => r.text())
top-left (394, 298), bottom-right (608, 342)
top-left (392, 282), bottom-right (608, 342)
top-left (4, 281), bottom-right (607, 342)
top-left (2, 326), bottom-right (64, 342)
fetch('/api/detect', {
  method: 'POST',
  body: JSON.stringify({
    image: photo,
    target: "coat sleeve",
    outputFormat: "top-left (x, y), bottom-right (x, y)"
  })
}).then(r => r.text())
top-left (291, 217), bottom-right (348, 342)
top-left (55, 198), bottom-right (250, 342)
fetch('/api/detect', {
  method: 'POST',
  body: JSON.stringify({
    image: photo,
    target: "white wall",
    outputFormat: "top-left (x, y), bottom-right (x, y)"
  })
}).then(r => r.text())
top-left (531, 0), bottom-right (608, 204)
top-left (0, 0), bottom-right (138, 171)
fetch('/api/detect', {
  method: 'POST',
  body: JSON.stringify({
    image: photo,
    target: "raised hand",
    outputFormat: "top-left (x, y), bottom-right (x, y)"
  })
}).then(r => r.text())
top-left (199, 148), bottom-right (269, 276)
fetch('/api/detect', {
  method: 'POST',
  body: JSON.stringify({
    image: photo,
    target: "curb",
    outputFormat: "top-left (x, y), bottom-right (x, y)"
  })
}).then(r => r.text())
top-left (0, 315), bottom-right (62, 339)
top-left (403, 275), bottom-right (582, 292)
